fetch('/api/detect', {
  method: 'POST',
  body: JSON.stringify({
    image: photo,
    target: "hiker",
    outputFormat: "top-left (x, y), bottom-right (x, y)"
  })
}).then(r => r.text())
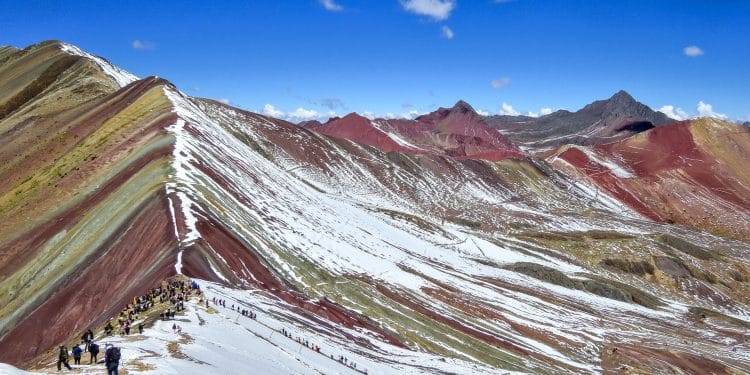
top-left (89, 342), bottom-right (100, 364)
top-left (104, 321), bottom-right (113, 336)
top-left (138, 323), bottom-right (144, 334)
top-left (123, 321), bottom-right (130, 335)
top-left (105, 344), bottom-right (121, 375)
top-left (172, 323), bottom-right (177, 333)
top-left (81, 329), bottom-right (93, 351)
top-left (71, 344), bottom-right (83, 365)
top-left (57, 345), bottom-right (72, 371)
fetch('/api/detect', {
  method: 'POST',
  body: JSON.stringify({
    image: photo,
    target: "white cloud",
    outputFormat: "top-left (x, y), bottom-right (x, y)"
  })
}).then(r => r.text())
top-left (441, 25), bottom-right (454, 39)
top-left (490, 77), bottom-right (510, 89)
top-left (658, 105), bottom-right (688, 121)
top-left (683, 45), bottom-right (704, 57)
top-left (262, 104), bottom-right (330, 122)
top-left (476, 109), bottom-right (490, 116)
top-left (217, 98), bottom-right (231, 105)
top-left (288, 107), bottom-right (322, 122)
top-left (131, 40), bottom-right (156, 50)
top-left (366, 110), bottom-right (425, 120)
top-left (405, 110), bottom-right (423, 119)
top-left (320, 0), bottom-right (343, 11)
top-left (658, 102), bottom-right (727, 121)
top-left (262, 104), bottom-right (285, 118)
top-left (401, 0), bottom-right (456, 21)
top-left (524, 108), bottom-right (555, 117)
top-left (498, 102), bottom-right (520, 116)
top-left (696, 101), bottom-right (727, 120)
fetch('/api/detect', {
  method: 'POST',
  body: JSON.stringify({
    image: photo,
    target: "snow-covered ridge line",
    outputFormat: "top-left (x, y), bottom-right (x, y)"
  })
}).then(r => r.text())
top-left (59, 42), bottom-right (138, 87)
top-left (163, 87), bottom-right (205, 257)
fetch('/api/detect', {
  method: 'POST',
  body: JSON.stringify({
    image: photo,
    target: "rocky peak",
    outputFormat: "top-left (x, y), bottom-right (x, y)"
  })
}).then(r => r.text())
top-left (609, 90), bottom-right (636, 104)
top-left (450, 100), bottom-right (477, 115)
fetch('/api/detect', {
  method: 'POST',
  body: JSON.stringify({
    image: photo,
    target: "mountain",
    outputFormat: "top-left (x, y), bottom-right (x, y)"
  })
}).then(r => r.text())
top-left (1, 41), bottom-right (750, 375)
top-left (486, 90), bottom-right (676, 148)
top-left (311, 100), bottom-right (524, 161)
top-left (546, 119), bottom-right (750, 240)
top-left (743, 121), bottom-right (750, 127)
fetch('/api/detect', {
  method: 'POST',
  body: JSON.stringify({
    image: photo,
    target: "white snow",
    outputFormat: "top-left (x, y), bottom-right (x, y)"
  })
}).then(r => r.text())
top-left (579, 147), bottom-right (635, 178)
top-left (59, 42), bottom-right (138, 88)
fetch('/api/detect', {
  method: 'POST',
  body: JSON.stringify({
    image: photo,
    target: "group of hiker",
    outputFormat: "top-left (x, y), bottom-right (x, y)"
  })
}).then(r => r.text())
top-left (56, 337), bottom-right (120, 375)
top-left (55, 278), bottom-right (202, 373)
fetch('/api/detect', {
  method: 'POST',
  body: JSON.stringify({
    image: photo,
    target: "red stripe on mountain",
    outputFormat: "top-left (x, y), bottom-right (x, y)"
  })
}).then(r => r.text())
top-left (558, 147), bottom-right (661, 220)
top-left (0, 194), bottom-right (177, 367)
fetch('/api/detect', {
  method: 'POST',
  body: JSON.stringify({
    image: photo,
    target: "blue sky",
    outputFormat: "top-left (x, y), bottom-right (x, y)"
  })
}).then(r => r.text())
top-left (2, 0), bottom-right (748, 122)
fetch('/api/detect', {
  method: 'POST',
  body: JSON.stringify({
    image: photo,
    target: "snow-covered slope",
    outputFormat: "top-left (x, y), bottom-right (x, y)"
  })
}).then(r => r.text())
top-left (59, 42), bottom-right (138, 88)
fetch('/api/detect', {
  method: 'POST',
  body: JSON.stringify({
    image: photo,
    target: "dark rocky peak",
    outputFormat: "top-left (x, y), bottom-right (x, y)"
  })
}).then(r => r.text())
top-left (743, 121), bottom-right (750, 128)
top-left (578, 90), bottom-right (674, 125)
top-left (450, 100), bottom-right (477, 115)
top-left (610, 90), bottom-right (636, 104)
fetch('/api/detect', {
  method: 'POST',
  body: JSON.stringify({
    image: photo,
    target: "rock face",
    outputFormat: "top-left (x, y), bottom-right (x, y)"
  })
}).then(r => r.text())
top-left (1, 41), bottom-right (750, 374)
top-left (486, 90), bottom-right (676, 148)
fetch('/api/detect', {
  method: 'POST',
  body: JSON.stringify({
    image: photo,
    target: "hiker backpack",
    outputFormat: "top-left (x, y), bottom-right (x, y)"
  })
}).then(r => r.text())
top-left (90, 343), bottom-right (99, 353)
top-left (106, 347), bottom-right (120, 363)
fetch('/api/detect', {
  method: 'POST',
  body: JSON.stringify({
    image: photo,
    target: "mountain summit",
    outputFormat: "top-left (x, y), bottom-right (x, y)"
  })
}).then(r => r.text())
top-left (450, 99), bottom-right (477, 114)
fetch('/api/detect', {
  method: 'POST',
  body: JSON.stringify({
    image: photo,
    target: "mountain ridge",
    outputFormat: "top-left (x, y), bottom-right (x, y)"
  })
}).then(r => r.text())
top-left (301, 89), bottom-right (675, 154)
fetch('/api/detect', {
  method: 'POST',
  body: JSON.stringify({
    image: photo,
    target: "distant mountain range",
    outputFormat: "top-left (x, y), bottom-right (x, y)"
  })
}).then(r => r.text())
top-left (2, 41), bottom-right (750, 375)
top-left (305, 89), bottom-right (677, 156)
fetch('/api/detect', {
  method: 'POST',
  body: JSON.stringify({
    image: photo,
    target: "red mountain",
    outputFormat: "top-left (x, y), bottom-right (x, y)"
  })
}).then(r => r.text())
top-left (311, 101), bottom-right (524, 161)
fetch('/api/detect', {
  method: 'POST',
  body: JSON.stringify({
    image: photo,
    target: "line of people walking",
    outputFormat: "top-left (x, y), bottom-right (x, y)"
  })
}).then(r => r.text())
top-left (279, 327), bottom-right (367, 374)
top-left (209, 293), bottom-right (369, 374)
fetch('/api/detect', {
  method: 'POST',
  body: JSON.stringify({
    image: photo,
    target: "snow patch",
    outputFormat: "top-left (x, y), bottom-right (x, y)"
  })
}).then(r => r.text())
top-left (59, 42), bottom-right (138, 88)
top-left (579, 147), bottom-right (635, 178)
